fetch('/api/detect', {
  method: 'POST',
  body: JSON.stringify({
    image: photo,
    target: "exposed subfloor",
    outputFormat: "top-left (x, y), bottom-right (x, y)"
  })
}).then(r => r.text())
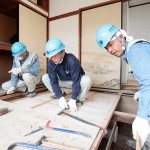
top-left (98, 122), bottom-right (134, 150)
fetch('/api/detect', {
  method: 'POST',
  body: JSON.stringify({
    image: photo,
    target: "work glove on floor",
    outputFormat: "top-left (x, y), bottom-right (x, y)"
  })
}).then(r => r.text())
top-left (134, 91), bottom-right (140, 103)
top-left (58, 97), bottom-right (68, 109)
top-left (68, 99), bottom-right (77, 112)
top-left (7, 86), bottom-right (16, 94)
top-left (8, 68), bottom-right (21, 75)
top-left (132, 116), bottom-right (150, 148)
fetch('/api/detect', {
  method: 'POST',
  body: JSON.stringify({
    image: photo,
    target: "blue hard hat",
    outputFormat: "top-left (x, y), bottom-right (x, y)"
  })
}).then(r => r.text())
top-left (45, 38), bottom-right (65, 58)
top-left (96, 24), bottom-right (120, 48)
top-left (11, 42), bottom-right (27, 57)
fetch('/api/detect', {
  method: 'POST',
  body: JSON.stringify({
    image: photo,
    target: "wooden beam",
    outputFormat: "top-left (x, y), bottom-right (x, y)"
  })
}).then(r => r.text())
top-left (112, 111), bottom-right (136, 124)
top-left (0, 84), bottom-right (48, 101)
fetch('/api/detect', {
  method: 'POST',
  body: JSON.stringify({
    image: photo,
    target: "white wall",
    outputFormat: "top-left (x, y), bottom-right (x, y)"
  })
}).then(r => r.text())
top-left (50, 0), bottom-right (105, 17)
top-left (126, 3), bottom-right (150, 82)
top-left (128, 3), bottom-right (150, 40)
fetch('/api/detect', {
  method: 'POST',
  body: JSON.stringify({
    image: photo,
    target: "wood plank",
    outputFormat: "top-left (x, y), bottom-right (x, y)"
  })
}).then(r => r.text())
top-left (0, 90), bottom-right (121, 149)
top-left (0, 85), bottom-right (48, 101)
top-left (0, 42), bottom-right (11, 51)
top-left (68, 91), bottom-right (121, 129)
top-left (14, 91), bottom-right (121, 129)
top-left (113, 111), bottom-right (136, 124)
top-left (0, 100), bottom-right (99, 150)
top-left (91, 87), bottom-right (137, 95)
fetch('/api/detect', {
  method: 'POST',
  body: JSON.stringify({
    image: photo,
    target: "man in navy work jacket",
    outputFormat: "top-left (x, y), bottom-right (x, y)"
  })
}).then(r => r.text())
top-left (96, 24), bottom-right (150, 150)
top-left (42, 38), bottom-right (92, 112)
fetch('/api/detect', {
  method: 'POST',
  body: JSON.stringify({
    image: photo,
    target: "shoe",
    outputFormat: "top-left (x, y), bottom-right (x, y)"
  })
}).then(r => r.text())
top-left (22, 88), bottom-right (28, 96)
top-left (76, 100), bottom-right (83, 107)
top-left (125, 139), bottom-right (136, 149)
top-left (26, 91), bottom-right (36, 98)
top-left (51, 91), bottom-right (66, 99)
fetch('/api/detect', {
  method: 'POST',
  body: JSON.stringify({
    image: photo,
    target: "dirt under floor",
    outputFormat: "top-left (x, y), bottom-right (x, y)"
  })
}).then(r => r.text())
top-left (98, 122), bottom-right (134, 150)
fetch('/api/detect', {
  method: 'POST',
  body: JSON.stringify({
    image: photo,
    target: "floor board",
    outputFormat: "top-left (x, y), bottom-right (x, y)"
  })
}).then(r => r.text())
top-left (0, 90), bottom-right (120, 150)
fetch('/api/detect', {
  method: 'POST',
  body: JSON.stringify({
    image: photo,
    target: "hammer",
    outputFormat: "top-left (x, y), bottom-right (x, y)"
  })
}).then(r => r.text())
top-left (36, 135), bottom-right (82, 150)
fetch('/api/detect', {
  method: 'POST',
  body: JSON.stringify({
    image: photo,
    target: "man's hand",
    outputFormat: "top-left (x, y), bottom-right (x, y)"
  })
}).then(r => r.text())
top-left (7, 86), bottom-right (16, 94)
top-left (132, 116), bottom-right (150, 148)
top-left (58, 97), bottom-right (68, 109)
top-left (8, 68), bottom-right (21, 75)
top-left (68, 99), bottom-right (77, 112)
top-left (134, 91), bottom-right (140, 103)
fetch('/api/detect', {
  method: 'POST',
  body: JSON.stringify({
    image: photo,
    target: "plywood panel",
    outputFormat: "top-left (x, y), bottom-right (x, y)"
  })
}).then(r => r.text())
top-left (70, 91), bottom-right (121, 129)
top-left (19, 4), bottom-right (47, 77)
top-left (81, 2), bottom-right (121, 89)
top-left (1, 91), bottom-right (120, 149)
top-left (0, 100), bottom-right (99, 150)
top-left (14, 91), bottom-right (120, 129)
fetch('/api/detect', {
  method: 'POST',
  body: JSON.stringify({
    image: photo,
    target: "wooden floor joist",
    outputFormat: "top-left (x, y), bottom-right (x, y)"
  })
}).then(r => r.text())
top-left (113, 111), bottom-right (136, 124)
top-left (91, 87), bottom-right (137, 96)
top-left (0, 84), bottom-right (48, 101)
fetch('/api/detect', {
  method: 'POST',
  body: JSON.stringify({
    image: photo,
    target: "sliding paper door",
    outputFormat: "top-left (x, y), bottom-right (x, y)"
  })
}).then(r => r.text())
top-left (81, 2), bottom-right (121, 89)
top-left (19, 4), bottom-right (47, 77)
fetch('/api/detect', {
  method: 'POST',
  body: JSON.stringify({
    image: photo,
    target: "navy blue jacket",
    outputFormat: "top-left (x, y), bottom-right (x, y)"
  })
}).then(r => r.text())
top-left (48, 53), bottom-right (85, 100)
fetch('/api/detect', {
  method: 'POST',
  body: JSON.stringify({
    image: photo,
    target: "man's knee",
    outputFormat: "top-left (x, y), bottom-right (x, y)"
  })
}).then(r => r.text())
top-left (23, 73), bottom-right (35, 83)
top-left (81, 75), bottom-right (92, 88)
top-left (42, 74), bottom-right (49, 83)
top-left (1, 82), bottom-right (10, 91)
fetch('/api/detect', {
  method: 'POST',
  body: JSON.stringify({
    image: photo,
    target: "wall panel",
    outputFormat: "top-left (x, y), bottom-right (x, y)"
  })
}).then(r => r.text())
top-left (19, 4), bottom-right (47, 77)
top-left (81, 2), bottom-right (121, 89)
top-left (50, 15), bottom-right (79, 57)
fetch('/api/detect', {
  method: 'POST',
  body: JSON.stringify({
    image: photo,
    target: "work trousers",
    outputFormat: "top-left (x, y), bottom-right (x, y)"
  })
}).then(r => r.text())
top-left (142, 135), bottom-right (150, 150)
top-left (2, 73), bottom-right (41, 92)
top-left (42, 74), bottom-right (92, 101)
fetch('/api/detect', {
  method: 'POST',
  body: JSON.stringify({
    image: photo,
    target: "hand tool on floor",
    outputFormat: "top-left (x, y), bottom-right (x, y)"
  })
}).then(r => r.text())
top-left (57, 108), bottom-right (107, 133)
top-left (36, 135), bottom-right (82, 150)
top-left (7, 142), bottom-right (62, 150)
top-left (45, 120), bottom-right (91, 138)
top-left (0, 107), bottom-right (9, 116)
top-left (24, 126), bottom-right (43, 136)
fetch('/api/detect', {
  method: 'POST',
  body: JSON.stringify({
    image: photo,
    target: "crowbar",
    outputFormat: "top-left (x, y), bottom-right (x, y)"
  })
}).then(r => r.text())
top-left (57, 108), bottom-right (107, 133)
top-left (24, 126), bottom-right (43, 136)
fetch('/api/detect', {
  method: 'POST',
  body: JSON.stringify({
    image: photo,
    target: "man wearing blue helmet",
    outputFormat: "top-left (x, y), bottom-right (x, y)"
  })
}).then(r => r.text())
top-left (42, 38), bottom-right (92, 112)
top-left (96, 24), bottom-right (150, 149)
top-left (2, 42), bottom-right (40, 97)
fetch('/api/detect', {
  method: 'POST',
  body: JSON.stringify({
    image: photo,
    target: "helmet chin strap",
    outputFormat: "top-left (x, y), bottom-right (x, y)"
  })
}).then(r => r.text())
top-left (58, 51), bottom-right (65, 64)
top-left (59, 58), bottom-right (63, 64)
top-left (114, 35), bottom-right (125, 50)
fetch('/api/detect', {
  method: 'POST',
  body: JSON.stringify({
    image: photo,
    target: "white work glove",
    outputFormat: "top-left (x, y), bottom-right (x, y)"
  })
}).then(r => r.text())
top-left (132, 116), bottom-right (150, 148)
top-left (7, 86), bottom-right (16, 94)
top-left (134, 91), bottom-right (140, 103)
top-left (68, 99), bottom-right (77, 112)
top-left (8, 68), bottom-right (21, 75)
top-left (58, 97), bottom-right (68, 109)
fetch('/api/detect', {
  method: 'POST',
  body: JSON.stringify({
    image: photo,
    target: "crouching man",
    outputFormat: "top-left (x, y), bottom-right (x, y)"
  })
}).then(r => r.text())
top-left (42, 38), bottom-right (92, 112)
top-left (2, 42), bottom-right (41, 97)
